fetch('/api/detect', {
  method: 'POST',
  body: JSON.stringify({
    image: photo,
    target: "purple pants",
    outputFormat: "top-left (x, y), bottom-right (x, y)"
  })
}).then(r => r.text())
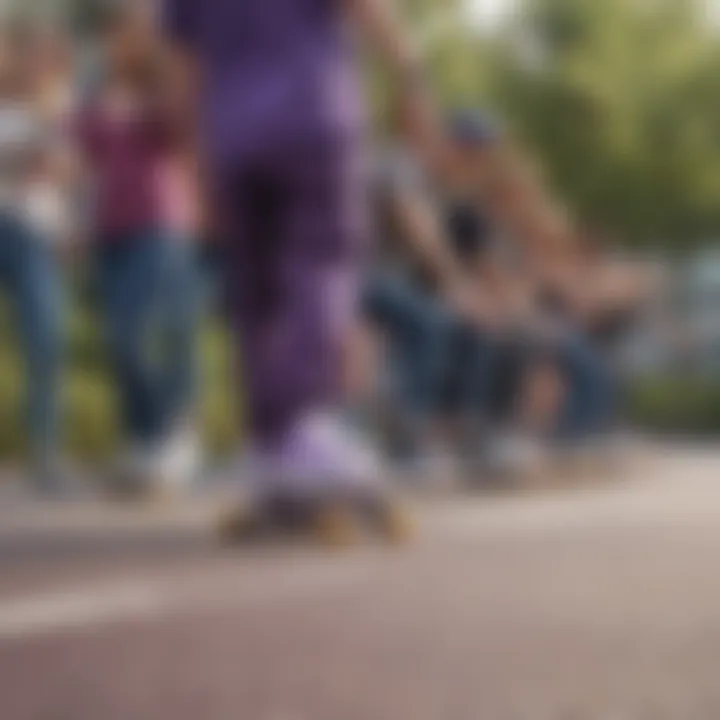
top-left (217, 138), bottom-right (366, 449)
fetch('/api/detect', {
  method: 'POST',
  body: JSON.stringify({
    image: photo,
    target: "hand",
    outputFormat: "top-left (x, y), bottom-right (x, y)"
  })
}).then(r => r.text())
top-left (445, 281), bottom-right (504, 331)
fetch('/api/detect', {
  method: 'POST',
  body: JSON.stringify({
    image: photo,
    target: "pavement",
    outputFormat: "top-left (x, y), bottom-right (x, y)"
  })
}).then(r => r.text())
top-left (2, 447), bottom-right (720, 719)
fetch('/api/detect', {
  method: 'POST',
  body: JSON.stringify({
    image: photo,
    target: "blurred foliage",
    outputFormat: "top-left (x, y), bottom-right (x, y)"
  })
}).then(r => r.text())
top-left (392, 0), bottom-right (720, 250)
top-left (484, 0), bottom-right (720, 250)
top-left (630, 375), bottom-right (720, 435)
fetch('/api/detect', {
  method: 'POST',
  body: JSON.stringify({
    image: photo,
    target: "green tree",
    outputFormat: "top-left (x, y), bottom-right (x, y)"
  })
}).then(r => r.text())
top-left (485, 0), bottom-right (720, 249)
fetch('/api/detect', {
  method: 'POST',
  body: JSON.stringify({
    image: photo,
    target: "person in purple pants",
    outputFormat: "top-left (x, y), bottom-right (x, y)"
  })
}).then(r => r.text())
top-left (162, 0), bottom-right (434, 541)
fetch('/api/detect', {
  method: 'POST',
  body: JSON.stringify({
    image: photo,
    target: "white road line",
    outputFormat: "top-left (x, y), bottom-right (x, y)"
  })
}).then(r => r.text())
top-left (0, 562), bottom-right (372, 642)
top-left (0, 584), bottom-right (166, 640)
top-left (191, 561), bottom-right (372, 612)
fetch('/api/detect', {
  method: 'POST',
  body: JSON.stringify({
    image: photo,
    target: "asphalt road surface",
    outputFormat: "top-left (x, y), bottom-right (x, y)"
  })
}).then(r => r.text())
top-left (2, 448), bottom-right (720, 720)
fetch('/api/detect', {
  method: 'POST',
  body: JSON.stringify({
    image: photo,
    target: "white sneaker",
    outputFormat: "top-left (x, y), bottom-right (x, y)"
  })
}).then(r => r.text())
top-left (268, 411), bottom-right (385, 496)
top-left (154, 425), bottom-right (203, 498)
top-left (486, 433), bottom-right (546, 479)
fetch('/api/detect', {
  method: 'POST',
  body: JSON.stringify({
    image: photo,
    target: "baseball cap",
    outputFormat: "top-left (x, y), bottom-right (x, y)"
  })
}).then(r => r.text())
top-left (447, 109), bottom-right (503, 147)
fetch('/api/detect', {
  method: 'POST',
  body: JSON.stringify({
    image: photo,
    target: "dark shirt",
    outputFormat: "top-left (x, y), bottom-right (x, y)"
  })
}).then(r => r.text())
top-left (444, 200), bottom-right (493, 265)
top-left (372, 147), bottom-right (496, 289)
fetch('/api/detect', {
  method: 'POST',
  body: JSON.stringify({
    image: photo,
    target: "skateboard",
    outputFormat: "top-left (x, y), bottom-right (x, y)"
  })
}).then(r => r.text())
top-left (217, 493), bottom-right (415, 548)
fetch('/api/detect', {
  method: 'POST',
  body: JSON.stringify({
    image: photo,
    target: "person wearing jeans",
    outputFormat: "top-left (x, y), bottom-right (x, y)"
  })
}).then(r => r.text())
top-left (96, 230), bottom-right (199, 437)
top-left (160, 237), bottom-right (200, 432)
top-left (362, 270), bottom-right (453, 460)
top-left (361, 113), bottom-right (509, 473)
top-left (364, 273), bottom-right (448, 419)
top-left (77, 5), bottom-right (201, 492)
top-left (96, 232), bottom-right (169, 446)
top-left (436, 317), bottom-right (497, 445)
top-left (0, 214), bottom-right (64, 487)
top-left (0, 25), bottom-right (73, 493)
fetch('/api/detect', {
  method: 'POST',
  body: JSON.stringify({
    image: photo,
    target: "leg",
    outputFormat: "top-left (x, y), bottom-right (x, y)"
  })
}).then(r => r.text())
top-left (197, 241), bottom-right (226, 319)
top-left (159, 238), bottom-right (200, 427)
top-left (10, 224), bottom-right (65, 478)
top-left (485, 338), bottom-right (527, 428)
top-left (457, 323), bottom-right (497, 425)
top-left (98, 238), bottom-right (166, 446)
top-left (363, 273), bottom-right (453, 459)
top-left (224, 144), bottom-right (366, 450)
top-left (518, 357), bottom-right (564, 436)
top-left (366, 275), bottom-right (450, 415)
top-left (220, 167), bottom-right (292, 448)
top-left (448, 323), bottom-right (499, 470)
top-left (218, 144), bottom-right (411, 539)
top-left (465, 334), bottom-right (556, 483)
top-left (557, 331), bottom-right (615, 441)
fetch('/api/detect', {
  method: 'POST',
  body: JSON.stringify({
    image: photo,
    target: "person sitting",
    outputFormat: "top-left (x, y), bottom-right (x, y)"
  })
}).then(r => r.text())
top-left (359, 103), bottom-right (480, 479)
top-left (363, 108), bottom-right (556, 484)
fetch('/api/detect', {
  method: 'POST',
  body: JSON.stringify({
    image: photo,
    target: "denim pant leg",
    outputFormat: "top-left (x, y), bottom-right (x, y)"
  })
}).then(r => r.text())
top-left (485, 337), bottom-right (530, 427)
top-left (403, 296), bottom-right (452, 421)
top-left (197, 242), bottom-right (226, 319)
top-left (365, 274), bottom-right (450, 421)
top-left (451, 322), bottom-right (497, 423)
top-left (557, 331), bottom-right (615, 440)
top-left (98, 236), bottom-right (167, 445)
top-left (0, 215), bottom-right (64, 461)
top-left (159, 239), bottom-right (201, 426)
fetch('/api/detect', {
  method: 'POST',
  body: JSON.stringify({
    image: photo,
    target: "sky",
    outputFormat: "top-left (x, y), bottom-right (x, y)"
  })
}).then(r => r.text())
top-left (419, 0), bottom-right (514, 47)
top-left (466, 0), bottom-right (516, 28)
top-left (466, 0), bottom-right (720, 28)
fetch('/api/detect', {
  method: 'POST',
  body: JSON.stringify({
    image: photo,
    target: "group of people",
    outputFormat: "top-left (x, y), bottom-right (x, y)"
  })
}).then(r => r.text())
top-left (356, 107), bottom-right (654, 484)
top-left (0, 0), bottom-right (657, 538)
top-left (1, 8), bottom-right (203, 495)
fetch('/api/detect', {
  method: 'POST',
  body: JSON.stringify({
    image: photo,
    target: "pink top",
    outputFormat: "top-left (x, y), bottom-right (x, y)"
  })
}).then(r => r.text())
top-left (154, 158), bottom-right (199, 237)
top-left (77, 91), bottom-right (198, 240)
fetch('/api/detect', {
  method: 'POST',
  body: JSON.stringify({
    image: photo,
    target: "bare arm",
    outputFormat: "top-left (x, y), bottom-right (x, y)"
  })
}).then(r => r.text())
top-left (346, 0), bottom-right (421, 80)
top-left (348, 0), bottom-right (448, 173)
top-left (158, 0), bottom-right (211, 232)
top-left (391, 189), bottom-right (503, 324)
top-left (160, 41), bottom-right (210, 234)
top-left (572, 260), bottom-right (662, 322)
top-left (391, 188), bottom-right (459, 288)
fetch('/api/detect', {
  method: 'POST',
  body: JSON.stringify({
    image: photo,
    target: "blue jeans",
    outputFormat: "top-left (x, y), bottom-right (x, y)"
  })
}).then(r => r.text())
top-left (97, 232), bottom-right (199, 445)
top-left (556, 331), bottom-right (615, 440)
top-left (162, 240), bottom-right (201, 424)
top-left (0, 213), bottom-right (64, 462)
top-left (197, 242), bottom-right (227, 318)
top-left (363, 273), bottom-right (450, 420)
top-left (364, 272), bottom-right (498, 420)
top-left (437, 318), bottom-right (496, 422)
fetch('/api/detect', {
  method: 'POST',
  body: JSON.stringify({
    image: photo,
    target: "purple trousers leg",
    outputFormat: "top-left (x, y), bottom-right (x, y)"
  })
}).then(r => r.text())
top-left (219, 140), bottom-right (366, 450)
